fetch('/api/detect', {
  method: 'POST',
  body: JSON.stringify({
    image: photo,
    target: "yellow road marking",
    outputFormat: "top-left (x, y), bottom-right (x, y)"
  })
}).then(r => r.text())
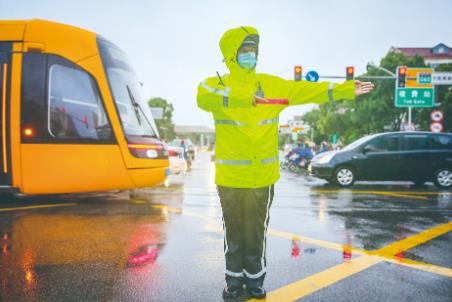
top-left (398, 192), bottom-right (451, 196)
top-left (131, 200), bottom-right (147, 204)
top-left (257, 222), bottom-right (452, 301)
top-left (269, 227), bottom-right (452, 278)
top-left (153, 204), bottom-right (452, 292)
top-left (249, 255), bottom-right (382, 302)
top-left (151, 204), bottom-right (183, 214)
top-left (313, 189), bottom-right (427, 200)
top-left (383, 256), bottom-right (452, 278)
top-left (268, 229), bottom-right (367, 255)
top-left (375, 222), bottom-right (452, 257)
top-left (151, 204), bottom-right (217, 219)
top-left (0, 203), bottom-right (77, 212)
top-left (375, 192), bottom-right (427, 200)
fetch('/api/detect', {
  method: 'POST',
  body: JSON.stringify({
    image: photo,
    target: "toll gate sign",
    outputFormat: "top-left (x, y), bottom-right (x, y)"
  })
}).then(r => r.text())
top-left (395, 67), bottom-right (435, 108)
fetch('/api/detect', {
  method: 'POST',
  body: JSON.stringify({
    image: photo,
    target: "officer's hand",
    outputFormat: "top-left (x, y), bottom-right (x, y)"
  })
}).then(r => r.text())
top-left (253, 95), bottom-right (269, 106)
top-left (355, 80), bottom-right (375, 96)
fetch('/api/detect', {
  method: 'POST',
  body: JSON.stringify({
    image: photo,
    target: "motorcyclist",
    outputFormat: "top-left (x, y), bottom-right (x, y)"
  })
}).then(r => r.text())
top-left (287, 141), bottom-right (313, 168)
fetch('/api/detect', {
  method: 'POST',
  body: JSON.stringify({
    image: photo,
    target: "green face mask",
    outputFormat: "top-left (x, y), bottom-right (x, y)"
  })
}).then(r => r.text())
top-left (237, 52), bottom-right (257, 69)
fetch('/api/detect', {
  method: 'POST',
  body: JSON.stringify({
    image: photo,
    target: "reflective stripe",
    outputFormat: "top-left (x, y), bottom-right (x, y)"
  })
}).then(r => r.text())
top-left (243, 268), bottom-right (266, 279)
top-left (216, 159), bottom-right (252, 165)
top-left (222, 218), bottom-right (228, 255)
top-left (226, 270), bottom-right (244, 277)
top-left (201, 81), bottom-right (231, 107)
top-left (244, 185), bottom-right (272, 280)
top-left (261, 156), bottom-right (278, 164)
top-left (201, 81), bottom-right (230, 96)
top-left (257, 117), bottom-right (279, 125)
top-left (215, 119), bottom-right (248, 126)
top-left (328, 82), bottom-right (334, 101)
top-left (261, 186), bottom-right (272, 271)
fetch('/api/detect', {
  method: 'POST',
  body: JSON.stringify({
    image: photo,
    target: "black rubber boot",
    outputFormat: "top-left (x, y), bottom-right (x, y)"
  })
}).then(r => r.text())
top-left (223, 284), bottom-right (242, 299)
top-left (246, 286), bottom-right (266, 299)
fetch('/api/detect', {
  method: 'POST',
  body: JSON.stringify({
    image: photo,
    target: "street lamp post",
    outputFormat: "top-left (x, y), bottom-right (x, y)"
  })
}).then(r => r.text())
top-left (367, 61), bottom-right (396, 77)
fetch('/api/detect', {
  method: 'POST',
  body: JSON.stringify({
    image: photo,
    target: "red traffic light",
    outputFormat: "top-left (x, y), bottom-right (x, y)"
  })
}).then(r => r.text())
top-left (398, 66), bottom-right (407, 87)
top-left (398, 66), bottom-right (407, 75)
top-left (346, 66), bottom-right (354, 80)
top-left (294, 65), bottom-right (302, 81)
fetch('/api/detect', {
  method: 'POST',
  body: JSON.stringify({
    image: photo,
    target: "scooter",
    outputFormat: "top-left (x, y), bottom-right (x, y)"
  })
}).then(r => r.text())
top-left (288, 155), bottom-right (312, 173)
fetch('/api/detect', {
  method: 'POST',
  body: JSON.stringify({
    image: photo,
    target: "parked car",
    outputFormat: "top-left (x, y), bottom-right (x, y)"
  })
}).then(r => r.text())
top-left (311, 132), bottom-right (452, 189)
top-left (167, 145), bottom-right (187, 175)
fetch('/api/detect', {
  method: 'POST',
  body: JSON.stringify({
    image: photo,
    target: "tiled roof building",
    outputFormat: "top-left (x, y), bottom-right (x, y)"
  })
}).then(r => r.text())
top-left (390, 43), bottom-right (452, 67)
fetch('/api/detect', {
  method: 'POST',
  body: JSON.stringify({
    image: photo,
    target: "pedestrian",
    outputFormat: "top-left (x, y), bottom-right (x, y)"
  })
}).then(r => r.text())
top-left (319, 138), bottom-right (329, 154)
top-left (180, 139), bottom-right (191, 171)
top-left (196, 26), bottom-right (373, 300)
top-left (336, 136), bottom-right (344, 150)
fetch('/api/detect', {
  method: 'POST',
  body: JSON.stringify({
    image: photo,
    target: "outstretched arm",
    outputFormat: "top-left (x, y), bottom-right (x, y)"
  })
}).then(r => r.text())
top-left (354, 80), bottom-right (375, 96)
top-left (197, 77), bottom-right (255, 112)
top-left (265, 75), bottom-right (374, 106)
top-left (287, 80), bottom-right (355, 106)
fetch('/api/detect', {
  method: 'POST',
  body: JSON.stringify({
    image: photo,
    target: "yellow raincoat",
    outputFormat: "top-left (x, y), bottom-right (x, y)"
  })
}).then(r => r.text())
top-left (197, 26), bottom-right (355, 188)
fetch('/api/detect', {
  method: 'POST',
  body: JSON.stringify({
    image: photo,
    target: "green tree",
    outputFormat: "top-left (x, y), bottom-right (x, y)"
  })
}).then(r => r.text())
top-left (148, 97), bottom-right (176, 141)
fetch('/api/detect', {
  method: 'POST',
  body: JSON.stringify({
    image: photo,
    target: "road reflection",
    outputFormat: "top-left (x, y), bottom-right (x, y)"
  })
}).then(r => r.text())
top-left (309, 184), bottom-right (452, 254)
top-left (0, 198), bottom-right (169, 301)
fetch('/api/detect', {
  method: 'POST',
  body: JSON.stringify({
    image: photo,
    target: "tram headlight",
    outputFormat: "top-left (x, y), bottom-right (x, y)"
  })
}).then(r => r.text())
top-left (146, 149), bottom-right (158, 158)
top-left (127, 143), bottom-right (166, 159)
top-left (23, 127), bottom-right (35, 137)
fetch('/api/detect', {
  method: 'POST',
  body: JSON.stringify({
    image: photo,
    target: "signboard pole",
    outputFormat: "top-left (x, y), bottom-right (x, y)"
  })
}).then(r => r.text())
top-left (408, 107), bottom-right (412, 126)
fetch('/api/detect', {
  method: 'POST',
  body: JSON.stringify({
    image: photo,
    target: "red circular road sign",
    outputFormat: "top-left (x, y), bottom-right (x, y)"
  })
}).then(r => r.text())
top-left (430, 122), bottom-right (444, 133)
top-left (431, 110), bottom-right (444, 122)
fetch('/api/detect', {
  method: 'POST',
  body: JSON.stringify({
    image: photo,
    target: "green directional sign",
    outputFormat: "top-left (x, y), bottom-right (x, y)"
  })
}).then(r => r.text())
top-left (395, 67), bottom-right (435, 108)
top-left (395, 88), bottom-right (435, 108)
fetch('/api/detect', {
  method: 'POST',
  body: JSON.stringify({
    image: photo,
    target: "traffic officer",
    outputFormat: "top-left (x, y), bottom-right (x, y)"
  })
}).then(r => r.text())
top-left (197, 26), bottom-right (374, 300)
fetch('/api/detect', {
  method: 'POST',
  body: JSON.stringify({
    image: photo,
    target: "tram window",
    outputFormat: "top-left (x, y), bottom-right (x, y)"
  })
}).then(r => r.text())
top-left (48, 64), bottom-right (112, 140)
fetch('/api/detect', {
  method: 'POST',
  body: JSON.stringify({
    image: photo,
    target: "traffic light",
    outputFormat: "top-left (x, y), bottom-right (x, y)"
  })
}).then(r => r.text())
top-left (346, 66), bottom-right (354, 80)
top-left (294, 65), bottom-right (302, 81)
top-left (397, 66), bottom-right (407, 87)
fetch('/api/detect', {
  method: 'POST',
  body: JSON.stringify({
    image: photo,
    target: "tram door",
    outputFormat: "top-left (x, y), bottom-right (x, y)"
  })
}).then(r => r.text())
top-left (0, 42), bottom-right (12, 187)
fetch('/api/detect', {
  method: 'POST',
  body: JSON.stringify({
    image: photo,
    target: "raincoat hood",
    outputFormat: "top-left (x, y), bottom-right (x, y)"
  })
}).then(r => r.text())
top-left (219, 26), bottom-right (259, 77)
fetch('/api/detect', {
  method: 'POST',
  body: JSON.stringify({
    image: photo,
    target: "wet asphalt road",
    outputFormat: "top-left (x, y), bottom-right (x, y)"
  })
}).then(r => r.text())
top-left (0, 151), bottom-right (451, 302)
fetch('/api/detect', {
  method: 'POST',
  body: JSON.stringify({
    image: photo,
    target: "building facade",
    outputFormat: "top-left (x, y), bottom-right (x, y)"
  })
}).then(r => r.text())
top-left (391, 43), bottom-right (452, 67)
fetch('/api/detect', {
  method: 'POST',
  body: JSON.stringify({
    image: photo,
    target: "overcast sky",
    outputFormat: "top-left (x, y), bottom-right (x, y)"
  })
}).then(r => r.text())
top-left (2, 0), bottom-right (452, 128)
